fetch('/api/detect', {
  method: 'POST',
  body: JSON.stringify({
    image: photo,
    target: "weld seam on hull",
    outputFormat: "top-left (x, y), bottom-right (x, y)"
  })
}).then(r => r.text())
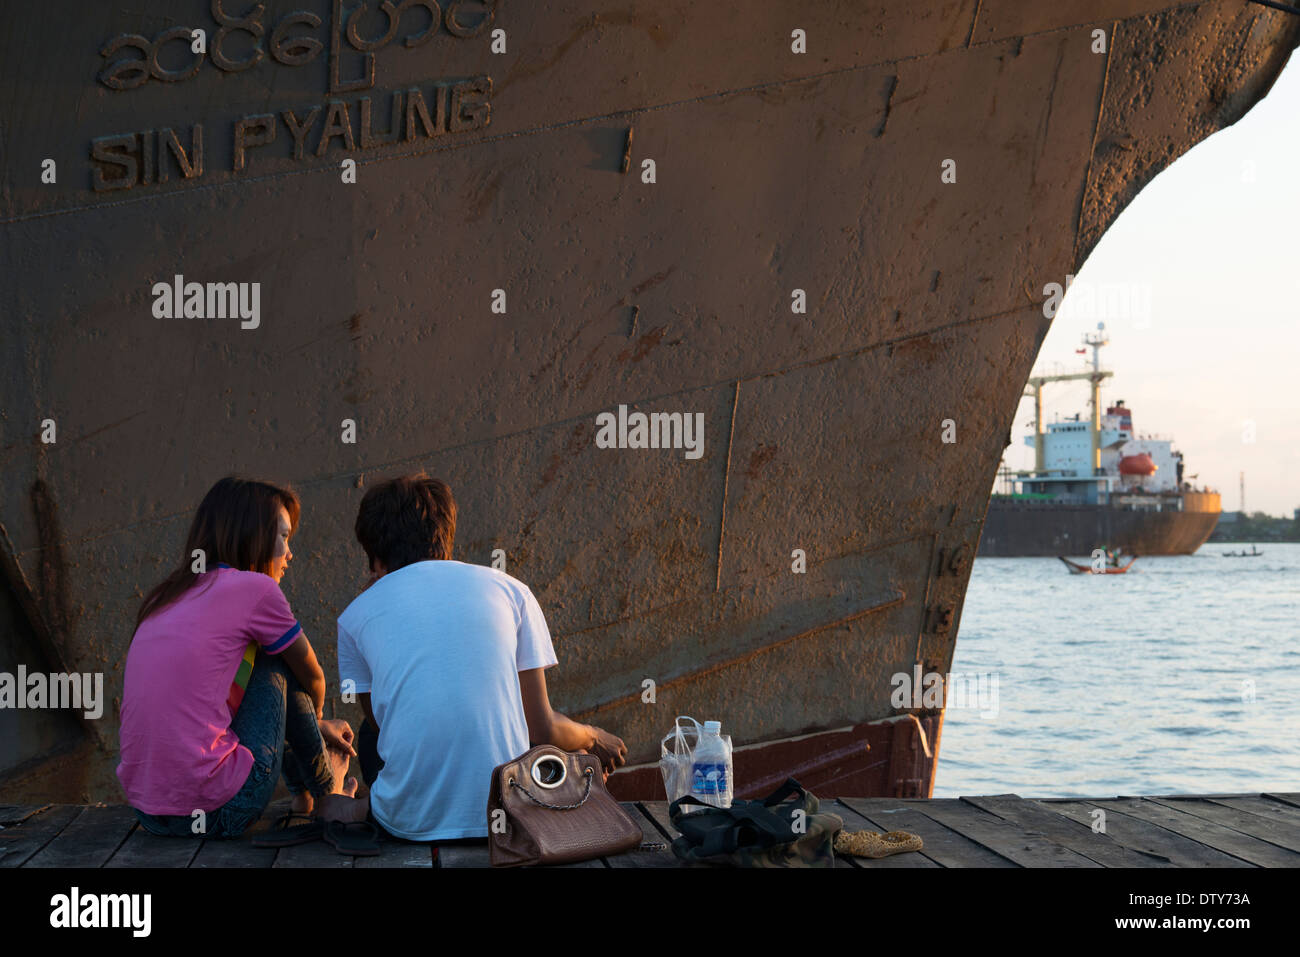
top-left (1073, 18), bottom-right (1117, 266)
top-left (966, 0), bottom-right (984, 47)
top-left (714, 381), bottom-right (740, 591)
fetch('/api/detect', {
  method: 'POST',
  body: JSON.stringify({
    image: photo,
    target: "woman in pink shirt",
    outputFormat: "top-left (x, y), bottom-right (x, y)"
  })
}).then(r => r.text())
top-left (117, 476), bottom-right (355, 838)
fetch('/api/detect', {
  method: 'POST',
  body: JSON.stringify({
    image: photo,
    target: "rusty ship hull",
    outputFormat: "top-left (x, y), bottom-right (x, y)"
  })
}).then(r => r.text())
top-left (1, 2), bottom-right (1296, 802)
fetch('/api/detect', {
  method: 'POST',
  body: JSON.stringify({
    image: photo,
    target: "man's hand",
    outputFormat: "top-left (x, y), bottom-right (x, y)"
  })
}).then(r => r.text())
top-left (319, 718), bottom-right (357, 757)
top-left (587, 726), bottom-right (627, 776)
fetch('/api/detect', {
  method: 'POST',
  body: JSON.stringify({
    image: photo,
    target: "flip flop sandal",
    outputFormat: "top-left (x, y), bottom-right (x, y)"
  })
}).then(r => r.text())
top-left (252, 814), bottom-right (326, 848)
top-left (323, 820), bottom-right (381, 857)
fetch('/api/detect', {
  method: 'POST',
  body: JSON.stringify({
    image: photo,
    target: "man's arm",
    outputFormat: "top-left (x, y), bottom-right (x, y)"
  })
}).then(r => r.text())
top-left (359, 692), bottom-right (378, 732)
top-left (518, 667), bottom-right (627, 773)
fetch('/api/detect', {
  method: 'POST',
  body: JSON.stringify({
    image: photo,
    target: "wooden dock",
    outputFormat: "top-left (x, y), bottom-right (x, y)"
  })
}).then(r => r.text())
top-left (3, 793), bottom-right (1298, 868)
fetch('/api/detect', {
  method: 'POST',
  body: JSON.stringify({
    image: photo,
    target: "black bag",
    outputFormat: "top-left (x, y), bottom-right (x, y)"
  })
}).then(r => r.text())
top-left (667, 778), bottom-right (842, 868)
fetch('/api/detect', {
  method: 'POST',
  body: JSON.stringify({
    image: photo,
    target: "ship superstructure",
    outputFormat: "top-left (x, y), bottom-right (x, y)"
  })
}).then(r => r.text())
top-left (981, 326), bottom-right (1221, 556)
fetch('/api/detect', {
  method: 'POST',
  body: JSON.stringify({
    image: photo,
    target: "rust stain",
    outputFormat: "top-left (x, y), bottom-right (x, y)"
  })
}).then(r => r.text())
top-left (532, 421), bottom-right (590, 494)
top-left (887, 334), bottom-right (943, 363)
top-left (463, 169), bottom-right (504, 223)
top-left (616, 325), bottom-right (666, 363)
top-left (631, 266), bottom-right (674, 297)
top-left (536, 314), bottom-right (602, 382)
top-left (31, 479), bottom-right (72, 646)
top-left (744, 443), bottom-right (780, 479)
top-left (572, 341), bottom-right (605, 392)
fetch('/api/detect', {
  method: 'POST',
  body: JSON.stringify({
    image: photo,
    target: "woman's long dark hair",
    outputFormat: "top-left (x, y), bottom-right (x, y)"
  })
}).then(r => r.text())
top-left (135, 476), bottom-right (300, 629)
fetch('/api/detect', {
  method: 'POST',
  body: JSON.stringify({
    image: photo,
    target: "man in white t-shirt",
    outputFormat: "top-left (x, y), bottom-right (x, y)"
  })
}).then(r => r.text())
top-left (337, 472), bottom-right (627, 842)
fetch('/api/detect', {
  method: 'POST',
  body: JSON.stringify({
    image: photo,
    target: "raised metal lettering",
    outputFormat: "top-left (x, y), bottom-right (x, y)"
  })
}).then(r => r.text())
top-left (269, 11), bottom-right (324, 66)
top-left (211, 0), bottom-right (266, 73)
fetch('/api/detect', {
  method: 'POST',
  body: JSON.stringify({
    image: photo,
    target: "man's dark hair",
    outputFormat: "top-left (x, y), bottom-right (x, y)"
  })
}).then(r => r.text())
top-left (355, 472), bottom-right (457, 573)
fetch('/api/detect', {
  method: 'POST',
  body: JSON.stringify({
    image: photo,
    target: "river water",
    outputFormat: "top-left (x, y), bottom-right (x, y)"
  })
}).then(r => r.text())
top-left (933, 542), bottom-right (1300, 798)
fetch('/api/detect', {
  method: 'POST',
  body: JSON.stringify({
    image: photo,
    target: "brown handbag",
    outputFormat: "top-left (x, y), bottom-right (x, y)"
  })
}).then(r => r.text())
top-left (487, 744), bottom-right (643, 867)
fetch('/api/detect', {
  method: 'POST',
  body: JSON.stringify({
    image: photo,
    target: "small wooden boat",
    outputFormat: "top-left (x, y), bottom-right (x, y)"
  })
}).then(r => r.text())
top-left (1058, 555), bottom-right (1138, 575)
top-left (1222, 547), bottom-right (1263, 557)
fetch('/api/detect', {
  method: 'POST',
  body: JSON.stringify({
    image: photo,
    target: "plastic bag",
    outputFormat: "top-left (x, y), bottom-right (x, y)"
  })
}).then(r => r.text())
top-left (659, 716), bottom-right (702, 803)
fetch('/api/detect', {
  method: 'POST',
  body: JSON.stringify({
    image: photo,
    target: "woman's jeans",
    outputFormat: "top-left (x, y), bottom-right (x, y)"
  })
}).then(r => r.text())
top-left (134, 650), bottom-right (334, 839)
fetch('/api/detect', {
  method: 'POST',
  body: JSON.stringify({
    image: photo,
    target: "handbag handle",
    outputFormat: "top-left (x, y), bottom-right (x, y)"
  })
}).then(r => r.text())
top-left (508, 766), bottom-right (594, 810)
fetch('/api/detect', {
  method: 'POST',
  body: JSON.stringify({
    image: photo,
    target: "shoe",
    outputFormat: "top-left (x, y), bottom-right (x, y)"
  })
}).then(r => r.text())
top-left (322, 820), bottom-right (381, 857)
top-left (252, 813), bottom-right (326, 848)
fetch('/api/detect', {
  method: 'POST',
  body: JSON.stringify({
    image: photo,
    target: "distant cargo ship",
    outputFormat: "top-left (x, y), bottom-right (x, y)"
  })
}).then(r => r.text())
top-left (980, 326), bottom-right (1221, 558)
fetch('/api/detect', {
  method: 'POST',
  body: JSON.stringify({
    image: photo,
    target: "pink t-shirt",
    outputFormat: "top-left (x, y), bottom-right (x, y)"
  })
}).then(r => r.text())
top-left (117, 566), bottom-right (302, 815)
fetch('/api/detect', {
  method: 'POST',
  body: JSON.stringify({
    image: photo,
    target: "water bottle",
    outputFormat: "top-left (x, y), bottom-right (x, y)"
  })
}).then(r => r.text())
top-left (690, 720), bottom-right (733, 808)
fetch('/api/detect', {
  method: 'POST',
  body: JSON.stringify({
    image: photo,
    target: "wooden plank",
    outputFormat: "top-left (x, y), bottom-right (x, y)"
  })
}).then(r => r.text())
top-left (0, 805), bottom-right (46, 826)
top-left (104, 827), bottom-right (202, 868)
top-left (1263, 793), bottom-right (1300, 811)
top-left (910, 798), bottom-right (1101, 868)
top-left (841, 797), bottom-right (932, 810)
top-left (190, 839), bottom-right (278, 868)
top-left (272, 838), bottom-right (353, 868)
top-left (1144, 797), bottom-right (1300, 854)
top-left (1108, 793), bottom-right (1268, 801)
top-left (638, 802), bottom-right (677, 843)
top-left (435, 840), bottom-right (602, 867)
top-left (355, 842), bottom-right (435, 869)
top-left (0, 805), bottom-right (84, 868)
top-left (963, 796), bottom-right (1177, 868)
top-left (1047, 801), bottom-right (1252, 868)
top-left (606, 803), bottom-right (678, 869)
top-left (24, 806), bottom-right (139, 868)
top-left (831, 801), bottom-right (939, 868)
top-left (1210, 796), bottom-right (1300, 829)
top-left (437, 839), bottom-right (491, 868)
top-left (840, 798), bottom-right (1015, 868)
top-left (1091, 799), bottom-right (1300, 867)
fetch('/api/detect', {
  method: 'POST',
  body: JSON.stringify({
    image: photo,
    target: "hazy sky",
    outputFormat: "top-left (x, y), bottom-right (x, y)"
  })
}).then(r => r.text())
top-left (1003, 52), bottom-right (1300, 517)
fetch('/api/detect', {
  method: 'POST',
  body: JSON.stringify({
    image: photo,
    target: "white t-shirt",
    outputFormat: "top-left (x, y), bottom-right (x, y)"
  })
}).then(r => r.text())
top-left (336, 560), bottom-right (558, 840)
